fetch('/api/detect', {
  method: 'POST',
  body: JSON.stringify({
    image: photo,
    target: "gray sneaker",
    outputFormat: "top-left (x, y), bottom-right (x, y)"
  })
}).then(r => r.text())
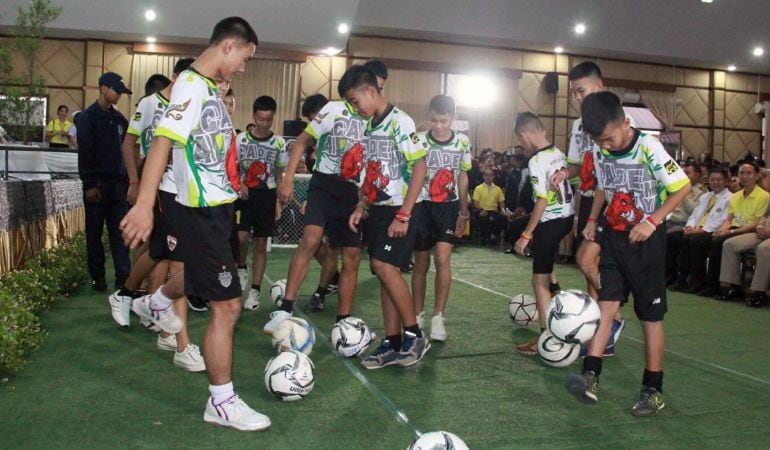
top-left (397, 331), bottom-right (431, 367)
top-left (631, 387), bottom-right (665, 417)
top-left (303, 293), bottom-right (325, 313)
top-left (565, 370), bottom-right (599, 404)
top-left (361, 340), bottom-right (400, 370)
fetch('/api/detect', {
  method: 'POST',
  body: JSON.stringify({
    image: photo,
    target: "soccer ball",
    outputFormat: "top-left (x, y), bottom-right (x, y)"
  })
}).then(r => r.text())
top-left (264, 351), bottom-right (315, 401)
top-left (537, 330), bottom-right (580, 368)
top-left (330, 317), bottom-right (372, 357)
top-left (546, 289), bottom-right (601, 344)
top-left (508, 294), bottom-right (538, 327)
top-left (408, 431), bottom-right (469, 450)
top-left (270, 279), bottom-right (287, 307)
top-left (271, 317), bottom-right (315, 355)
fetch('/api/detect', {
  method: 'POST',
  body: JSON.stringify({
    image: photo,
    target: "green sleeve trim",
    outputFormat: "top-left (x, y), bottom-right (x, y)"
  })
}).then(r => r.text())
top-left (127, 127), bottom-right (142, 137)
top-left (666, 178), bottom-right (690, 193)
top-left (305, 125), bottom-right (319, 140)
top-left (567, 157), bottom-right (582, 165)
top-left (406, 147), bottom-right (426, 162)
top-left (155, 128), bottom-right (187, 145)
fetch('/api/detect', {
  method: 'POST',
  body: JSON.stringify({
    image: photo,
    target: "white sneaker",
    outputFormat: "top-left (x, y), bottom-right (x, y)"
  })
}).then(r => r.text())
top-left (430, 314), bottom-right (448, 341)
top-left (131, 295), bottom-right (183, 334)
top-left (263, 310), bottom-right (292, 335)
top-left (174, 344), bottom-right (206, 372)
top-left (238, 268), bottom-right (248, 291)
top-left (203, 394), bottom-right (271, 431)
top-left (157, 333), bottom-right (177, 352)
top-left (108, 290), bottom-right (131, 327)
top-left (416, 311), bottom-right (425, 330)
top-left (243, 289), bottom-right (260, 311)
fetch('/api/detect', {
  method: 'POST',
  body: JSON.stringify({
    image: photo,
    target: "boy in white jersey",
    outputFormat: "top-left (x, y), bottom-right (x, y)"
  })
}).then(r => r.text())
top-left (121, 17), bottom-right (270, 431)
top-left (342, 65), bottom-right (430, 369)
top-left (512, 112), bottom-right (575, 355)
top-left (271, 80), bottom-right (369, 333)
top-left (565, 92), bottom-right (690, 417)
top-left (110, 59), bottom-right (204, 372)
top-left (234, 96), bottom-right (287, 310)
top-left (411, 95), bottom-right (470, 341)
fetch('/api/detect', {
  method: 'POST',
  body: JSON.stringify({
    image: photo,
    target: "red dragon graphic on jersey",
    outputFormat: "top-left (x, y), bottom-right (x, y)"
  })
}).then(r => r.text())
top-left (362, 160), bottom-right (389, 204)
top-left (606, 191), bottom-right (644, 231)
top-left (429, 168), bottom-right (456, 202)
top-left (579, 151), bottom-right (597, 193)
top-left (341, 142), bottom-right (364, 180)
top-left (225, 132), bottom-right (240, 192)
top-left (244, 161), bottom-right (268, 189)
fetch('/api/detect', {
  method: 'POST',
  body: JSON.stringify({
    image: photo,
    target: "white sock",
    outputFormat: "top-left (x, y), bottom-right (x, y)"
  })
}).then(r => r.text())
top-left (209, 382), bottom-right (235, 404)
top-left (149, 285), bottom-right (173, 310)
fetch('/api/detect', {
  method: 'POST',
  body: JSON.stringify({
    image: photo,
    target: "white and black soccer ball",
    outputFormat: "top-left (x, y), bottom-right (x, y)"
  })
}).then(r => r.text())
top-left (270, 279), bottom-right (287, 308)
top-left (264, 351), bottom-right (315, 401)
top-left (408, 431), bottom-right (469, 450)
top-left (546, 289), bottom-right (601, 344)
top-left (330, 317), bottom-right (372, 357)
top-left (537, 329), bottom-right (580, 368)
top-left (271, 317), bottom-right (315, 355)
top-left (508, 293), bottom-right (538, 327)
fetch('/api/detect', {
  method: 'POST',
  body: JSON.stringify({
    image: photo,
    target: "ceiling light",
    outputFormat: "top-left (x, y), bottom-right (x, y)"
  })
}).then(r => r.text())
top-left (146, 36), bottom-right (157, 43)
top-left (144, 10), bottom-right (156, 21)
top-left (701, 0), bottom-right (713, 3)
top-left (727, 65), bottom-right (736, 72)
top-left (337, 23), bottom-right (349, 34)
top-left (322, 47), bottom-right (341, 56)
top-left (574, 23), bottom-right (586, 34)
top-left (554, 46), bottom-right (564, 54)
top-left (454, 75), bottom-right (498, 109)
top-left (753, 47), bottom-right (764, 57)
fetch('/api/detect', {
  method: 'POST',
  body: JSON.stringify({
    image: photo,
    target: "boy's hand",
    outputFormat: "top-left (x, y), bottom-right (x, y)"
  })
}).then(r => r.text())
top-left (388, 219), bottom-right (408, 238)
top-left (348, 206), bottom-right (364, 233)
top-left (514, 237), bottom-right (529, 255)
top-left (629, 221), bottom-right (655, 243)
top-left (85, 187), bottom-right (101, 203)
top-left (277, 179), bottom-right (294, 205)
top-left (582, 221), bottom-right (597, 241)
top-left (549, 168), bottom-right (568, 192)
top-left (454, 215), bottom-right (467, 238)
top-left (239, 183), bottom-right (249, 200)
top-left (120, 204), bottom-right (153, 249)
top-left (127, 184), bottom-right (138, 205)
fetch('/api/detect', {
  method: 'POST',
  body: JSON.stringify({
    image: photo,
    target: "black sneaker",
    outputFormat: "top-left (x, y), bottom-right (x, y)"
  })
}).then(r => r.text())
top-left (631, 387), bottom-right (665, 417)
top-left (327, 272), bottom-right (340, 295)
top-left (549, 282), bottom-right (562, 296)
top-left (401, 260), bottom-right (414, 274)
top-left (304, 293), bottom-right (325, 312)
top-left (745, 292), bottom-right (768, 308)
top-left (92, 277), bottom-right (108, 292)
top-left (187, 294), bottom-right (209, 312)
top-left (565, 370), bottom-right (599, 404)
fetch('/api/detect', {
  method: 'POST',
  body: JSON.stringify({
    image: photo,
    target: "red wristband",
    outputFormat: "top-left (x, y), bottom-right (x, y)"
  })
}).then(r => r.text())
top-left (646, 216), bottom-right (659, 228)
top-left (395, 210), bottom-right (411, 223)
top-left (587, 217), bottom-right (596, 223)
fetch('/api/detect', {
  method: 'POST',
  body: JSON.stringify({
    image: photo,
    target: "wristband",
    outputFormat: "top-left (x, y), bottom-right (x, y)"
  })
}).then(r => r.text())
top-left (587, 217), bottom-right (596, 223)
top-left (395, 210), bottom-right (411, 223)
top-left (356, 201), bottom-right (369, 211)
top-left (646, 215), bottom-right (659, 228)
top-left (520, 232), bottom-right (532, 241)
top-left (643, 219), bottom-right (657, 232)
top-left (129, 181), bottom-right (139, 185)
top-left (458, 213), bottom-right (469, 219)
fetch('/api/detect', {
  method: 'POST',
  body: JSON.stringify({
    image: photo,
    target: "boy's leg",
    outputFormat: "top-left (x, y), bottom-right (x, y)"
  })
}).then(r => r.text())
top-left (335, 246), bottom-right (361, 319)
top-left (279, 225), bottom-right (324, 300)
top-left (237, 230), bottom-right (249, 267)
top-left (149, 260), bottom-right (169, 293)
top-left (244, 237), bottom-right (267, 310)
top-left (576, 240), bottom-right (601, 299)
top-left (432, 242), bottom-right (453, 314)
top-left (631, 320), bottom-right (666, 417)
top-left (361, 285), bottom-right (402, 370)
top-left (203, 298), bottom-right (241, 385)
top-left (412, 250), bottom-right (431, 318)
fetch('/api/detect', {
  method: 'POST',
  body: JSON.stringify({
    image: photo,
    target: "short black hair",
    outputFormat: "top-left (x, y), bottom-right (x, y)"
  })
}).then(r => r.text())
top-left (338, 65), bottom-right (378, 98)
top-left (568, 61), bottom-right (603, 81)
top-left (56, 104), bottom-right (68, 113)
top-left (144, 74), bottom-right (171, 96)
top-left (253, 95), bottom-right (277, 113)
top-left (225, 88), bottom-right (234, 97)
top-left (173, 58), bottom-right (195, 75)
top-left (580, 91), bottom-right (625, 136)
top-left (740, 161), bottom-right (761, 173)
top-left (709, 166), bottom-right (729, 179)
top-left (513, 112), bottom-right (544, 134)
top-left (364, 60), bottom-right (388, 80)
top-left (301, 94), bottom-right (329, 119)
top-left (210, 17), bottom-right (258, 46)
top-left (429, 95), bottom-right (455, 115)
top-left (246, 123), bottom-right (256, 129)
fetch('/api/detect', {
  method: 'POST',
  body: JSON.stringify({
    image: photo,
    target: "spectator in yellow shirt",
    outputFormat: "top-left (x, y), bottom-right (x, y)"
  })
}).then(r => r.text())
top-left (472, 169), bottom-right (505, 245)
top-left (46, 104), bottom-right (74, 148)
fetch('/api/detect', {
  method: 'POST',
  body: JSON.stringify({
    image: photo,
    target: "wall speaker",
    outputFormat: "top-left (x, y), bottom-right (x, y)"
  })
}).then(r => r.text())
top-left (543, 72), bottom-right (559, 94)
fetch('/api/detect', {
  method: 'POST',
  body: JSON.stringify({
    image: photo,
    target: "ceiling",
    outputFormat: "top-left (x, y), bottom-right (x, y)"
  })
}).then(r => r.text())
top-left (1, 0), bottom-right (769, 73)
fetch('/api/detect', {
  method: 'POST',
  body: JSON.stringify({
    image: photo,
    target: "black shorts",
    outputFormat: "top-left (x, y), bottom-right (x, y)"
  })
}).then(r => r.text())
top-left (576, 194), bottom-right (606, 247)
top-left (175, 203), bottom-right (242, 302)
top-left (597, 219), bottom-right (667, 322)
top-left (149, 190), bottom-right (184, 262)
top-left (531, 216), bottom-right (574, 274)
top-left (304, 172), bottom-right (361, 248)
top-left (414, 201), bottom-right (458, 251)
top-left (234, 189), bottom-right (276, 237)
top-left (365, 205), bottom-right (421, 270)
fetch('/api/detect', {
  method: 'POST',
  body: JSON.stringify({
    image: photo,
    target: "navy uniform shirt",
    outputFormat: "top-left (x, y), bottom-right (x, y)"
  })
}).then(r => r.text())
top-left (76, 101), bottom-right (128, 189)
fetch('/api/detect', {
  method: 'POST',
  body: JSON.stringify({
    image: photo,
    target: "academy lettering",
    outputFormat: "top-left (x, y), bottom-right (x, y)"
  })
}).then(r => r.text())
top-left (326, 116), bottom-right (365, 157)
top-left (426, 148), bottom-right (462, 169)
top-left (367, 135), bottom-right (404, 179)
top-left (599, 162), bottom-right (659, 213)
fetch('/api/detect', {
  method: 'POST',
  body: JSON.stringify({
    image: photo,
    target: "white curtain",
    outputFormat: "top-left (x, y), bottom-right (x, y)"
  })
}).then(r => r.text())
top-left (382, 68), bottom-right (443, 125)
top-left (129, 54), bottom-right (193, 102)
top-left (229, 59), bottom-right (300, 134)
top-left (640, 90), bottom-right (677, 130)
top-left (472, 75), bottom-right (518, 153)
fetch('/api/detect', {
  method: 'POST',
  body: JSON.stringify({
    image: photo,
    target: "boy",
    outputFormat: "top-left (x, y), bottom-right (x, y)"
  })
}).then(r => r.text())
top-left (271, 79), bottom-right (369, 333)
top-left (512, 113), bottom-right (574, 354)
top-left (121, 17), bottom-right (270, 431)
top-left (565, 91), bottom-right (690, 417)
top-left (110, 59), bottom-right (205, 372)
top-left (412, 95), bottom-right (470, 341)
top-left (343, 65), bottom-right (430, 369)
top-left (561, 61), bottom-right (625, 356)
top-left (234, 95), bottom-right (287, 310)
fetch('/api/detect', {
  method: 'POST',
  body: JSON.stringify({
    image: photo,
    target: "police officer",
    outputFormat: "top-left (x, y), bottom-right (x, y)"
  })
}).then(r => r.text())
top-left (77, 72), bottom-right (132, 291)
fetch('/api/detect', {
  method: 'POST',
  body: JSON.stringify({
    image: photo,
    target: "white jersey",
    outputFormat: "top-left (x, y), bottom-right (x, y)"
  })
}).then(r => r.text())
top-left (128, 92), bottom-right (176, 194)
top-left (528, 146), bottom-right (574, 222)
top-left (418, 130), bottom-right (472, 202)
